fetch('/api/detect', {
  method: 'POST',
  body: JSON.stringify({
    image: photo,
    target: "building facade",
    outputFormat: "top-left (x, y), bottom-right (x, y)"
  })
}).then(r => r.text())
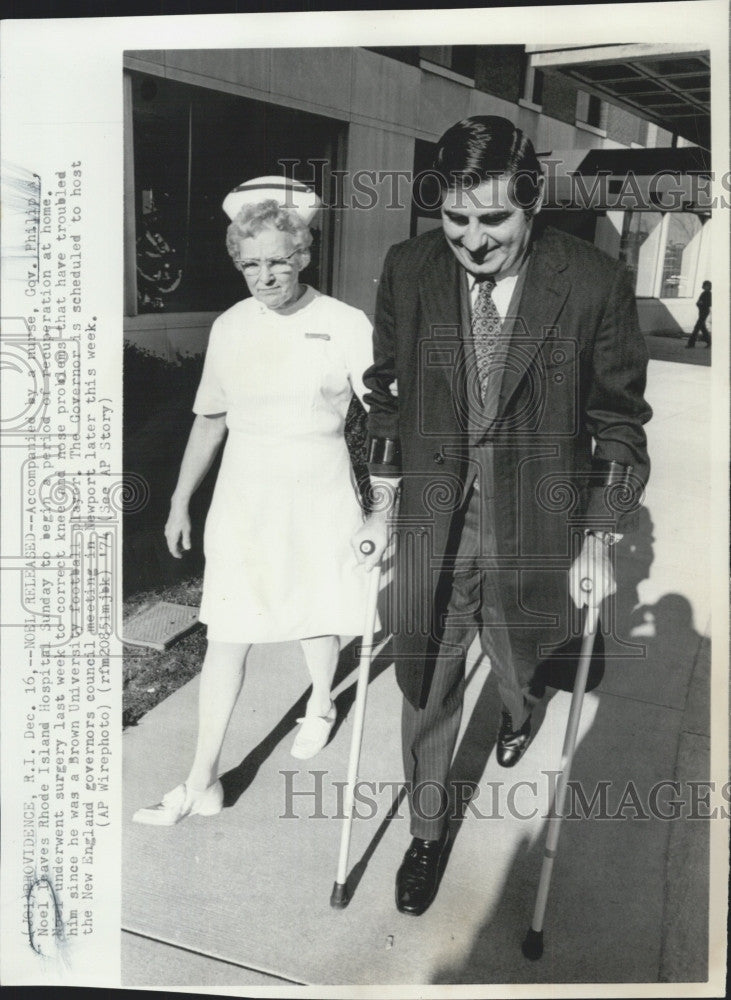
top-left (123, 44), bottom-right (712, 358)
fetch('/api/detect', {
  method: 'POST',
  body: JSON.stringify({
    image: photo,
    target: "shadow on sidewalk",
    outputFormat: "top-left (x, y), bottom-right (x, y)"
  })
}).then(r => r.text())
top-left (645, 333), bottom-right (711, 367)
top-left (220, 637), bottom-right (394, 808)
top-left (429, 506), bottom-right (708, 983)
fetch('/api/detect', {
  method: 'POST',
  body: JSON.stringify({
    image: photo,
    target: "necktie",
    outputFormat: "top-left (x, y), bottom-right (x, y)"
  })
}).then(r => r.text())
top-left (471, 276), bottom-right (501, 402)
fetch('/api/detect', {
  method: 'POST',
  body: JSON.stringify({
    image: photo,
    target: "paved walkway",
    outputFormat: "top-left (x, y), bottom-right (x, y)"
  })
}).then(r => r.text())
top-left (122, 350), bottom-right (715, 989)
top-left (644, 330), bottom-right (712, 367)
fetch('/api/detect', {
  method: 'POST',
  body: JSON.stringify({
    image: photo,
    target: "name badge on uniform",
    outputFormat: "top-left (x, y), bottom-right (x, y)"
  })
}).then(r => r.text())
top-left (305, 332), bottom-right (330, 340)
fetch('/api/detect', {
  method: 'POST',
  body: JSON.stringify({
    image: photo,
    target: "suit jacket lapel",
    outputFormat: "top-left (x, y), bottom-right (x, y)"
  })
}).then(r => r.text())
top-left (418, 233), bottom-right (464, 393)
top-left (498, 227), bottom-right (570, 416)
top-left (415, 227), bottom-right (570, 425)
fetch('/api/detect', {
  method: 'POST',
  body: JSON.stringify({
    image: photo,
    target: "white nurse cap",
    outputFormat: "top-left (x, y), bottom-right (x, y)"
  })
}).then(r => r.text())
top-left (222, 175), bottom-right (322, 224)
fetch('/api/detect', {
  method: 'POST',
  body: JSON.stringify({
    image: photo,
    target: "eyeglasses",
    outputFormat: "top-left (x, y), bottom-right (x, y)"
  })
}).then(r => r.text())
top-left (238, 248), bottom-right (302, 277)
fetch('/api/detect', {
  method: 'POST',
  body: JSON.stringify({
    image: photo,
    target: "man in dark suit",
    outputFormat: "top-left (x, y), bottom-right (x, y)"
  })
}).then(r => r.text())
top-left (354, 116), bottom-right (652, 916)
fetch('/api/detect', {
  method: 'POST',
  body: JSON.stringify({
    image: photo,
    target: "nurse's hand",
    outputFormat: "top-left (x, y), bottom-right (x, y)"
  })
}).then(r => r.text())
top-left (165, 504), bottom-right (192, 559)
top-left (351, 513), bottom-right (389, 572)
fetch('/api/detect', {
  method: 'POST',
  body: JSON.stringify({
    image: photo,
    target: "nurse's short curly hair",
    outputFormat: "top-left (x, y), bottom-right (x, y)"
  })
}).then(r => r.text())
top-left (226, 200), bottom-right (313, 267)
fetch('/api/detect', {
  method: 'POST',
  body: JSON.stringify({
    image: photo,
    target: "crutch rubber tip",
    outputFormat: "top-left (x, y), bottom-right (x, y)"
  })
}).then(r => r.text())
top-left (330, 882), bottom-right (350, 909)
top-left (522, 928), bottom-right (544, 960)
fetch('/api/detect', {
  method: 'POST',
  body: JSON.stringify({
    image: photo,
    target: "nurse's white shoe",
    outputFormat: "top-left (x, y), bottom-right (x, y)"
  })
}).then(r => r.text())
top-left (291, 701), bottom-right (337, 759)
top-left (132, 780), bottom-right (223, 826)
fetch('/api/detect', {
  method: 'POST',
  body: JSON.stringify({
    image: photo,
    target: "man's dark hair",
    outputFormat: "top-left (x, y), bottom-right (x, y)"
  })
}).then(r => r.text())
top-left (433, 116), bottom-right (543, 213)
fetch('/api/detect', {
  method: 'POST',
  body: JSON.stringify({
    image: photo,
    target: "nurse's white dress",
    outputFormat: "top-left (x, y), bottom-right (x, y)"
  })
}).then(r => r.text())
top-left (193, 285), bottom-right (374, 644)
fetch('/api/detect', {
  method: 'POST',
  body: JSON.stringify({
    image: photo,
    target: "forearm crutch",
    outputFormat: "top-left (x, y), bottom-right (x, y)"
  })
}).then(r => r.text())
top-left (330, 539), bottom-right (382, 908)
top-left (522, 581), bottom-right (600, 959)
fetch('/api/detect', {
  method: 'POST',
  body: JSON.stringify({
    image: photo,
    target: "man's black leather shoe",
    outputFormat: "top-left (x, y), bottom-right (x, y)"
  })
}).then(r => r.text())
top-left (496, 710), bottom-right (532, 768)
top-left (395, 829), bottom-right (449, 915)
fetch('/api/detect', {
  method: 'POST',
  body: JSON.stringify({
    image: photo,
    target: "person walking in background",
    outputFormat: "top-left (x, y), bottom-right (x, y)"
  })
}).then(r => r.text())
top-left (686, 280), bottom-right (711, 348)
top-left (134, 176), bottom-right (374, 826)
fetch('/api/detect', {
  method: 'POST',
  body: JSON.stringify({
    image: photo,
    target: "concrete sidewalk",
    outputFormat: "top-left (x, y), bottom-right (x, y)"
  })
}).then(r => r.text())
top-left (122, 353), bottom-right (714, 989)
top-left (644, 331), bottom-right (712, 367)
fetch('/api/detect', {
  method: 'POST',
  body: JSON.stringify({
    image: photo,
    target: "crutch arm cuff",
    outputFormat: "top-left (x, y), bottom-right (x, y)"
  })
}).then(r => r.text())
top-left (590, 459), bottom-right (635, 487)
top-left (367, 436), bottom-right (401, 476)
top-left (585, 460), bottom-right (644, 532)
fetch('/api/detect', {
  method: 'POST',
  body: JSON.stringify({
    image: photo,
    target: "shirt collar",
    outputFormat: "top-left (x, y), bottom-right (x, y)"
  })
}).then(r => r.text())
top-left (465, 244), bottom-right (532, 291)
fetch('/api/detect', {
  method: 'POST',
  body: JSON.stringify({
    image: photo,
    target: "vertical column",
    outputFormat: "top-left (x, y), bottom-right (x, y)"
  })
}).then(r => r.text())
top-left (334, 124), bottom-right (415, 317)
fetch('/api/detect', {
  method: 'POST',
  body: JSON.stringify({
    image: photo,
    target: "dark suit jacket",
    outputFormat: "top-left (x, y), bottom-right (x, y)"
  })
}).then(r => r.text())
top-left (364, 224), bottom-right (652, 707)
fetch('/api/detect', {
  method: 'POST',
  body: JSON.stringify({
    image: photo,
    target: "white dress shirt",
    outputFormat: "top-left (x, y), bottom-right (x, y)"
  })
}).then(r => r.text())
top-left (467, 271), bottom-right (520, 321)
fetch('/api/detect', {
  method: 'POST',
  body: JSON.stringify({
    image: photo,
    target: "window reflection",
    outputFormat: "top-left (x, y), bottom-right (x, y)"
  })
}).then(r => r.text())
top-left (660, 213), bottom-right (704, 299)
top-left (619, 212), bottom-right (663, 296)
top-left (620, 210), bottom-right (707, 299)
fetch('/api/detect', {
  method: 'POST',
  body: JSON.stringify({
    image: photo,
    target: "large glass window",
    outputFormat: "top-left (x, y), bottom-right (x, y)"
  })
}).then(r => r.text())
top-left (126, 71), bottom-right (344, 315)
top-left (619, 212), bottom-right (664, 297)
top-left (577, 91), bottom-right (606, 129)
top-left (419, 46), bottom-right (477, 79)
top-left (620, 210), bottom-right (707, 298)
top-left (659, 213), bottom-right (704, 298)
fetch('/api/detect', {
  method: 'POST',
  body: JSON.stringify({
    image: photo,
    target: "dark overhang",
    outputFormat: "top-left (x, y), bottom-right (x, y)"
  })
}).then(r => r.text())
top-left (538, 145), bottom-right (713, 212)
top-left (529, 44), bottom-right (710, 150)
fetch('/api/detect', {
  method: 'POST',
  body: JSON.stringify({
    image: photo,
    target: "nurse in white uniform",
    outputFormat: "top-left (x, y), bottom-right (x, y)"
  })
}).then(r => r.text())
top-left (134, 177), bottom-right (373, 826)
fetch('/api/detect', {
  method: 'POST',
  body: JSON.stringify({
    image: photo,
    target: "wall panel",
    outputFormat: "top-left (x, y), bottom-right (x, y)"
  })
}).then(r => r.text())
top-left (351, 48), bottom-right (420, 130)
top-left (336, 124), bottom-right (415, 317)
top-left (164, 48), bottom-right (272, 93)
top-left (417, 70), bottom-right (471, 139)
top-left (270, 47), bottom-right (353, 116)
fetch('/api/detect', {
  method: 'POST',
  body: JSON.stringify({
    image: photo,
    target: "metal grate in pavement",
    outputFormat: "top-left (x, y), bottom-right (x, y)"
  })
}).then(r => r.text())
top-left (123, 601), bottom-right (201, 651)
